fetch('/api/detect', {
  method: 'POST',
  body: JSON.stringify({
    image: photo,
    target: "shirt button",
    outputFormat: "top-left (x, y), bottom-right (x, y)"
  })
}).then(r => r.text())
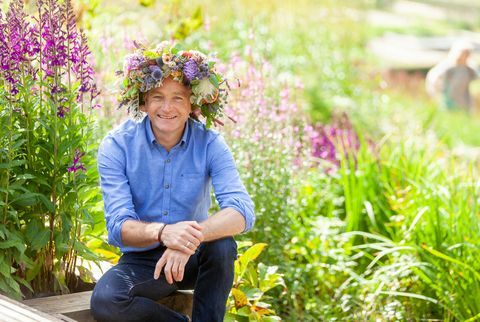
top-left (166, 158), bottom-right (171, 163)
top-left (165, 183), bottom-right (170, 189)
top-left (163, 210), bottom-right (168, 216)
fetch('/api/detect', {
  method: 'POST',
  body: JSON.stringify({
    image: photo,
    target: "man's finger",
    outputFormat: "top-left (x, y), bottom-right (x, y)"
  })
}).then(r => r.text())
top-left (185, 239), bottom-right (197, 252)
top-left (181, 244), bottom-right (195, 255)
top-left (177, 260), bottom-right (185, 282)
top-left (186, 226), bottom-right (204, 243)
top-left (171, 259), bottom-right (179, 281)
top-left (172, 260), bottom-right (181, 281)
top-left (154, 255), bottom-right (166, 280)
top-left (164, 261), bottom-right (173, 284)
top-left (187, 221), bottom-right (203, 230)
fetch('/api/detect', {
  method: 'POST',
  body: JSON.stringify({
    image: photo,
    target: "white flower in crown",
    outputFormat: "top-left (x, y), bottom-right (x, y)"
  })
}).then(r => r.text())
top-left (154, 41), bottom-right (170, 53)
top-left (189, 50), bottom-right (207, 63)
top-left (192, 78), bottom-right (219, 105)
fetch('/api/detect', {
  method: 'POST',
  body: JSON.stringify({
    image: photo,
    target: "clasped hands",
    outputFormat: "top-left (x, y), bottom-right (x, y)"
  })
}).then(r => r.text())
top-left (154, 221), bottom-right (203, 284)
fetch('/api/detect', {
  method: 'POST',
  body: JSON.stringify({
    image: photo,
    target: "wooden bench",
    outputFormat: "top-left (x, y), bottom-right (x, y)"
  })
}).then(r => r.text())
top-left (22, 290), bottom-right (194, 322)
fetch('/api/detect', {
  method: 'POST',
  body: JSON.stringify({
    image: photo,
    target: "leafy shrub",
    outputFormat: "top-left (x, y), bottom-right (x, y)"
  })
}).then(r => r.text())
top-left (226, 242), bottom-right (284, 322)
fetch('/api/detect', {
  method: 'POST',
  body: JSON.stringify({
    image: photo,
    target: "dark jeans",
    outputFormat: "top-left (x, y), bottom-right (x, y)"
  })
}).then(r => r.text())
top-left (90, 237), bottom-right (237, 322)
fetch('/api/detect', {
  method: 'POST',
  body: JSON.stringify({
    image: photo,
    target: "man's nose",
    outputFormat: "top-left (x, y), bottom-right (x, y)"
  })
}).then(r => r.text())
top-left (160, 100), bottom-right (173, 111)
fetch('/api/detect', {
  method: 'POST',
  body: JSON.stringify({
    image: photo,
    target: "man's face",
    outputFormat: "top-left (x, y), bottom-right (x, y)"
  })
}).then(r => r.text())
top-left (144, 77), bottom-right (192, 139)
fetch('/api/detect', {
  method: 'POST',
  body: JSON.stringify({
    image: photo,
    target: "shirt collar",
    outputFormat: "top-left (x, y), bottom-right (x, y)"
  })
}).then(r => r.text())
top-left (145, 117), bottom-right (190, 149)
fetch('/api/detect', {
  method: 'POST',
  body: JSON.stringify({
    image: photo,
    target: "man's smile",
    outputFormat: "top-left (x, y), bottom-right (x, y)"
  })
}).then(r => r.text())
top-left (158, 114), bottom-right (177, 119)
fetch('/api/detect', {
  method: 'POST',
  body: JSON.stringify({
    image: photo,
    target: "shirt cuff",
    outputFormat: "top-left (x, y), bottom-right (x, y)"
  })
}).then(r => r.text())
top-left (222, 198), bottom-right (255, 233)
top-left (106, 208), bottom-right (139, 248)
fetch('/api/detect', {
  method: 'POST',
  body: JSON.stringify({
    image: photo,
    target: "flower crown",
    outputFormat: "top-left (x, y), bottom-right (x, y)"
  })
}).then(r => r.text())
top-left (118, 41), bottom-right (230, 127)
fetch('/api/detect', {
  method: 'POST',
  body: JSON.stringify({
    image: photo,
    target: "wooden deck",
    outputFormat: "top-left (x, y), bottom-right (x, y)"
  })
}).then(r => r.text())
top-left (23, 291), bottom-right (94, 322)
top-left (18, 290), bottom-right (194, 322)
top-left (0, 293), bottom-right (69, 322)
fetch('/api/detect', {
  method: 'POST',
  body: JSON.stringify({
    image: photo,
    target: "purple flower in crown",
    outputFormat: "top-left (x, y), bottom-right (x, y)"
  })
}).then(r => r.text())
top-left (183, 59), bottom-right (199, 81)
top-left (149, 65), bottom-right (163, 81)
top-left (68, 149), bottom-right (86, 173)
top-left (123, 52), bottom-right (146, 75)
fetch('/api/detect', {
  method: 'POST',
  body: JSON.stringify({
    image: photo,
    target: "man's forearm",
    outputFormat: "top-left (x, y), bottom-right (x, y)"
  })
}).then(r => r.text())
top-left (200, 208), bottom-right (246, 242)
top-left (121, 220), bottom-right (163, 247)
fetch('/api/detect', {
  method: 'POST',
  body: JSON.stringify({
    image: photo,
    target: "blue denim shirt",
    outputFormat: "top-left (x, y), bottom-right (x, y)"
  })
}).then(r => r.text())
top-left (97, 117), bottom-right (255, 253)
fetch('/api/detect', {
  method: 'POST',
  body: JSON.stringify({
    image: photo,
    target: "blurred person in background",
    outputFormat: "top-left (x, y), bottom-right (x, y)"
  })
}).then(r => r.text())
top-left (426, 40), bottom-right (478, 112)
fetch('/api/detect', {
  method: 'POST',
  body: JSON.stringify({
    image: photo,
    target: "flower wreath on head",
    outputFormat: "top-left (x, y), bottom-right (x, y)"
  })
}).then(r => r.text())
top-left (117, 41), bottom-right (231, 128)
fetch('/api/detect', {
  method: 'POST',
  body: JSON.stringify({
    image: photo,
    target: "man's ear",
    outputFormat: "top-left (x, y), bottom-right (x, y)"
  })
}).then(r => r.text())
top-left (139, 104), bottom-right (146, 112)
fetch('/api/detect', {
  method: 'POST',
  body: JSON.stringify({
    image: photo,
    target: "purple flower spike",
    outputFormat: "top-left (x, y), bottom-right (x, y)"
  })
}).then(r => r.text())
top-left (68, 149), bottom-right (86, 173)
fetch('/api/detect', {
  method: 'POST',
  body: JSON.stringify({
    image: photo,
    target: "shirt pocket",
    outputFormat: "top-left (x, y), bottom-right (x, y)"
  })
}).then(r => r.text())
top-left (172, 172), bottom-right (206, 213)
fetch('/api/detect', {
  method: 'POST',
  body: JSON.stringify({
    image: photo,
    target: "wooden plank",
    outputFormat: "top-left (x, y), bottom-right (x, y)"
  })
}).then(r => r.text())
top-left (0, 294), bottom-right (64, 322)
top-left (23, 291), bottom-right (93, 314)
top-left (22, 289), bottom-right (194, 321)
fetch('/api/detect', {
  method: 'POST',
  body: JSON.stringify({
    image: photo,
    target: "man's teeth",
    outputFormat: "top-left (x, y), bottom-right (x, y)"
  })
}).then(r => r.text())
top-left (159, 115), bottom-right (176, 119)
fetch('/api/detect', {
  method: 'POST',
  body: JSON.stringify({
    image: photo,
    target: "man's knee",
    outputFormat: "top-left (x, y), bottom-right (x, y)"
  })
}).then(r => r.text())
top-left (90, 283), bottom-right (129, 322)
top-left (201, 237), bottom-right (237, 262)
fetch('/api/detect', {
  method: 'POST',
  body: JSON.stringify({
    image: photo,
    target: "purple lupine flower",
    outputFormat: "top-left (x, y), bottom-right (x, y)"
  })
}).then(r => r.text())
top-left (72, 31), bottom-right (99, 103)
top-left (40, 0), bottom-right (69, 73)
top-left (68, 149), bottom-right (86, 173)
top-left (311, 126), bottom-right (338, 166)
top-left (2, 0), bottom-right (40, 95)
top-left (183, 59), bottom-right (200, 81)
top-left (56, 105), bottom-right (70, 118)
top-left (309, 113), bottom-right (361, 171)
top-left (64, 0), bottom-right (77, 42)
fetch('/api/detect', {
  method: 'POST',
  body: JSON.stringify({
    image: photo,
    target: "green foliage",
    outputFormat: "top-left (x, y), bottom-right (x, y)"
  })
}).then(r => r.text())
top-left (0, 2), bottom-right (104, 298)
top-left (226, 242), bottom-right (284, 321)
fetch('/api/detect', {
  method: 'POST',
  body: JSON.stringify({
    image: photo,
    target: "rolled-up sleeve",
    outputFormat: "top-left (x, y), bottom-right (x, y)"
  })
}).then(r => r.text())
top-left (97, 136), bottom-right (139, 248)
top-left (207, 134), bottom-right (255, 232)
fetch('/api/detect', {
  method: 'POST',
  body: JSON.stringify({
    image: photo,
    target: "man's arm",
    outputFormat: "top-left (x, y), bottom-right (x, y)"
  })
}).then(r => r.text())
top-left (199, 207), bottom-right (245, 242)
top-left (206, 135), bottom-right (256, 238)
top-left (121, 220), bottom-right (203, 254)
top-left (120, 220), bottom-right (163, 248)
top-left (154, 208), bottom-right (245, 284)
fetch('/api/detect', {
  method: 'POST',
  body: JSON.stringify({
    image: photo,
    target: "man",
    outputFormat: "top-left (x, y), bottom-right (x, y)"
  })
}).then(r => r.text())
top-left (426, 40), bottom-right (478, 111)
top-left (90, 42), bottom-right (255, 322)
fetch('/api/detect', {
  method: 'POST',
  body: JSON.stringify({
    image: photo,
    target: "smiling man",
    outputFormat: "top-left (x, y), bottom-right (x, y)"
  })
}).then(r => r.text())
top-left (90, 42), bottom-right (255, 322)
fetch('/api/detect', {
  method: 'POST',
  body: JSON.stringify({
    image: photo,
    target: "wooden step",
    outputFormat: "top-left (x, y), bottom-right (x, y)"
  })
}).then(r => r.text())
top-left (23, 290), bottom-right (194, 322)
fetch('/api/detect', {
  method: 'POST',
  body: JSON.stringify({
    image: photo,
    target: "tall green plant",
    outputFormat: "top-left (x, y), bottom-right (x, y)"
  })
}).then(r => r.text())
top-left (0, 0), bottom-right (101, 298)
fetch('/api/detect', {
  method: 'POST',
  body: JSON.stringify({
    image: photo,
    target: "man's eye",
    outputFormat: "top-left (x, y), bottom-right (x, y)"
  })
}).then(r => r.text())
top-left (174, 97), bottom-right (183, 101)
